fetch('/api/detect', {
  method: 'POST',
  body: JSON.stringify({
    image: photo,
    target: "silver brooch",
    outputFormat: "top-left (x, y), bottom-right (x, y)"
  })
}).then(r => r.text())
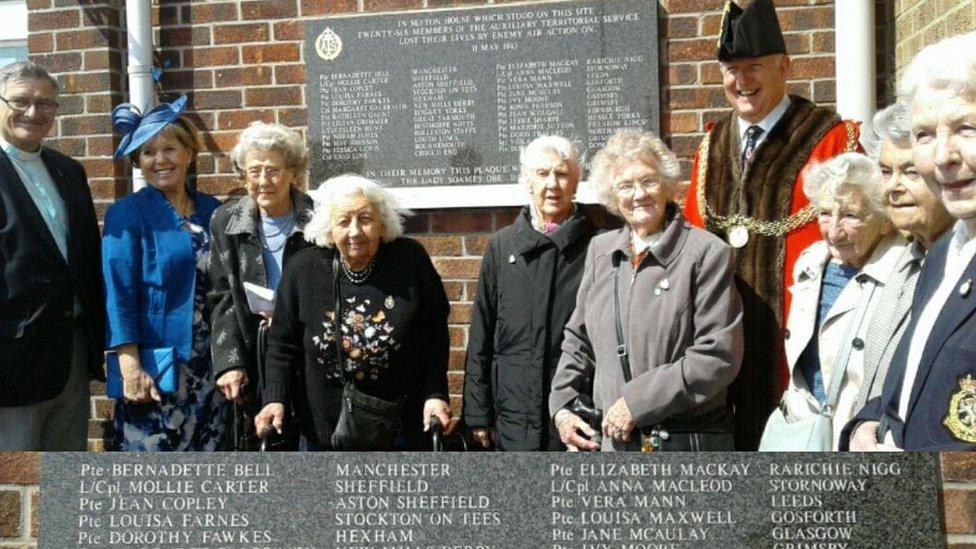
top-left (960, 279), bottom-right (972, 298)
top-left (384, 295), bottom-right (395, 309)
top-left (654, 278), bottom-right (670, 296)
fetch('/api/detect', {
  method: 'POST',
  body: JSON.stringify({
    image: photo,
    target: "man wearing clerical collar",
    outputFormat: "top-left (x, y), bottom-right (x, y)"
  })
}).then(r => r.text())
top-left (0, 61), bottom-right (104, 450)
top-left (683, 0), bottom-right (860, 450)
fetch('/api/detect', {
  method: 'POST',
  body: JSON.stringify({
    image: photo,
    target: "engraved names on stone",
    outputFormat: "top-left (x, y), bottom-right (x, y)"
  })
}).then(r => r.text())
top-left (319, 70), bottom-right (405, 160)
top-left (767, 461), bottom-right (903, 548)
top-left (550, 462), bottom-right (739, 548)
top-left (412, 66), bottom-right (478, 157)
top-left (331, 462), bottom-right (501, 547)
top-left (74, 462), bottom-right (272, 547)
top-left (42, 453), bottom-right (943, 548)
top-left (585, 56), bottom-right (646, 148)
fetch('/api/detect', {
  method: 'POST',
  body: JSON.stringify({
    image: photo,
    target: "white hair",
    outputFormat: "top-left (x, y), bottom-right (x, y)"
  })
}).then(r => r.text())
top-left (517, 135), bottom-right (582, 187)
top-left (588, 130), bottom-right (681, 216)
top-left (304, 174), bottom-right (411, 248)
top-left (230, 121), bottom-right (310, 187)
top-left (803, 153), bottom-right (887, 216)
top-left (898, 31), bottom-right (976, 108)
top-left (864, 102), bottom-right (911, 160)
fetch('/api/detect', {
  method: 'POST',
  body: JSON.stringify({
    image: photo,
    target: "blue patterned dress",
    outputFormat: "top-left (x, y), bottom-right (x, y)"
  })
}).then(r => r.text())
top-left (113, 216), bottom-right (227, 451)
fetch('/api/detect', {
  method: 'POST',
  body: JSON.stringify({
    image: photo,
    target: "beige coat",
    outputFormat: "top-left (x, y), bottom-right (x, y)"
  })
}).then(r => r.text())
top-left (781, 234), bottom-right (906, 449)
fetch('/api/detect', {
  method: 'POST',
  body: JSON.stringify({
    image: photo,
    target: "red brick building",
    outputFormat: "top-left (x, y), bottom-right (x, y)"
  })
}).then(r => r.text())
top-left (0, 0), bottom-right (975, 547)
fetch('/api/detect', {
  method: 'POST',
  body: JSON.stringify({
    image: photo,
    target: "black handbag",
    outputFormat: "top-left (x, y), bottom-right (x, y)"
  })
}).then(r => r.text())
top-left (568, 390), bottom-right (603, 445)
top-left (328, 254), bottom-right (404, 451)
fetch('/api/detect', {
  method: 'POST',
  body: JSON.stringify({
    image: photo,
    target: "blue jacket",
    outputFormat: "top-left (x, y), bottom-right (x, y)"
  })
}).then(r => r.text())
top-left (842, 230), bottom-right (976, 451)
top-left (102, 186), bottom-right (220, 362)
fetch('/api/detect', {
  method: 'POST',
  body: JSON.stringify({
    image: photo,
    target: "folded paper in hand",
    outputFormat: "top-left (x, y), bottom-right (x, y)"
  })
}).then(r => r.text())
top-left (243, 282), bottom-right (275, 315)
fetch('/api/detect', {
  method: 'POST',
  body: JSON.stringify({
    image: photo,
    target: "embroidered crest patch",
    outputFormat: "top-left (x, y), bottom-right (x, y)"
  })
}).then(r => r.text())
top-left (944, 374), bottom-right (976, 443)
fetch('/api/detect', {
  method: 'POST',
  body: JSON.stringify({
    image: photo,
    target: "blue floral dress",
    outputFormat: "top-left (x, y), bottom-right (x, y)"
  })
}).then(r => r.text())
top-left (113, 216), bottom-right (227, 451)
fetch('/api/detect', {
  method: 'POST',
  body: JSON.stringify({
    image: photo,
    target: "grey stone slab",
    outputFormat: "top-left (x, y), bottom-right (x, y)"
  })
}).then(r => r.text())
top-left (41, 453), bottom-right (943, 548)
top-left (305, 0), bottom-right (660, 196)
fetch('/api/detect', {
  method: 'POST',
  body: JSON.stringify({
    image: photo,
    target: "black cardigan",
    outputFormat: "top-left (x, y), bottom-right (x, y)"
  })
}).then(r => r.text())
top-left (263, 237), bottom-right (450, 445)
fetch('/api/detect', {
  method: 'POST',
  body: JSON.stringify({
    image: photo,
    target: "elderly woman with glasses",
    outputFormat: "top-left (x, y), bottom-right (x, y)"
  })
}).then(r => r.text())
top-left (844, 31), bottom-right (976, 451)
top-left (254, 175), bottom-right (451, 450)
top-left (549, 130), bottom-right (743, 452)
top-left (208, 121), bottom-right (314, 450)
top-left (770, 152), bottom-right (905, 451)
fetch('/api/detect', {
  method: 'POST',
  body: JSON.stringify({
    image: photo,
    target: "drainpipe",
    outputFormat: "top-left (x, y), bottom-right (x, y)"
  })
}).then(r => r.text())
top-left (833, 2), bottom-right (876, 133)
top-left (125, 0), bottom-right (153, 191)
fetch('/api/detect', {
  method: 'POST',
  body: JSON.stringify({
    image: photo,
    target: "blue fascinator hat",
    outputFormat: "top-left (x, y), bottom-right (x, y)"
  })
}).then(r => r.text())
top-left (111, 94), bottom-right (188, 159)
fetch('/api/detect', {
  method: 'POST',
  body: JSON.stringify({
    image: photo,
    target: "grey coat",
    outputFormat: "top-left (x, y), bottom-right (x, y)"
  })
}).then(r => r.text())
top-left (549, 210), bottom-right (744, 450)
top-left (208, 189), bottom-right (313, 382)
top-left (855, 241), bottom-right (925, 410)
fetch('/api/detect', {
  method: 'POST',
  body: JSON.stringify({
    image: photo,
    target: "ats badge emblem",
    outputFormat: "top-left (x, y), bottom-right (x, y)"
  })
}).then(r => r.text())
top-left (316, 28), bottom-right (343, 61)
top-left (944, 374), bottom-right (976, 443)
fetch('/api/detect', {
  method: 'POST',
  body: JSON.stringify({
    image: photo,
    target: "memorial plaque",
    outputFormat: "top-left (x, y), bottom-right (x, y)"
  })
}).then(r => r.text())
top-left (43, 453), bottom-right (944, 548)
top-left (306, 0), bottom-right (660, 208)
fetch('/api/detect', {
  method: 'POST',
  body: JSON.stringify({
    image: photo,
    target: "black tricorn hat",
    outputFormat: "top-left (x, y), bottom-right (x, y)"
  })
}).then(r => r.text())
top-left (717, 0), bottom-right (787, 61)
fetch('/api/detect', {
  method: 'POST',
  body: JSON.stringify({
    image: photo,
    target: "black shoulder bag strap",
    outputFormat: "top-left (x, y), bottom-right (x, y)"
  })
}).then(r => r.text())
top-left (611, 253), bottom-right (633, 382)
top-left (332, 253), bottom-right (345, 378)
top-left (612, 253), bottom-right (662, 451)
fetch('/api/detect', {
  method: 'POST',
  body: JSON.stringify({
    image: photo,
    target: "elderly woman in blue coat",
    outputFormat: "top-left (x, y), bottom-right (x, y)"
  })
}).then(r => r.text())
top-left (103, 97), bottom-right (225, 451)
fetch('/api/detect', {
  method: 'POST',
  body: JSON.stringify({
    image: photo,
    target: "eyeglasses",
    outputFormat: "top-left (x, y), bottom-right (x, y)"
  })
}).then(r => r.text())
top-left (0, 96), bottom-right (59, 114)
top-left (246, 166), bottom-right (284, 180)
top-left (614, 177), bottom-right (663, 197)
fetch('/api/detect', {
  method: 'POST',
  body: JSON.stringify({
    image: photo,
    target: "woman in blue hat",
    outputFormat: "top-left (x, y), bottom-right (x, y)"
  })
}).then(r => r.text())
top-left (102, 97), bottom-right (226, 451)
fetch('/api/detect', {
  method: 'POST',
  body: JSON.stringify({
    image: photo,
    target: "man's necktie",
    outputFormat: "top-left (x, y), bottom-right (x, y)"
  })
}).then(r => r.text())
top-left (740, 125), bottom-right (764, 169)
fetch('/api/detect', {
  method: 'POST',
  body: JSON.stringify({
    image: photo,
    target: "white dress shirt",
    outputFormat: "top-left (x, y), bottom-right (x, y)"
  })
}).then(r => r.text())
top-left (896, 220), bottom-right (976, 422)
top-left (737, 95), bottom-right (791, 154)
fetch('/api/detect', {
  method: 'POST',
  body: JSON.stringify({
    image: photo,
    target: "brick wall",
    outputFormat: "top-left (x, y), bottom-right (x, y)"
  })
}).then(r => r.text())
top-left (25, 0), bottom-right (847, 451)
top-left (893, 0), bottom-right (976, 72)
top-left (28, 0), bottom-right (127, 221)
top-left (0, 453), bottom-right (39, 549)
top-left (1, 452), bottom-right (974, 547)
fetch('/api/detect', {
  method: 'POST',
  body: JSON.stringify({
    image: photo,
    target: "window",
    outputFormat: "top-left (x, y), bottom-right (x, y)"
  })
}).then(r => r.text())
top-left (0, 1), bottom-right (26, 67)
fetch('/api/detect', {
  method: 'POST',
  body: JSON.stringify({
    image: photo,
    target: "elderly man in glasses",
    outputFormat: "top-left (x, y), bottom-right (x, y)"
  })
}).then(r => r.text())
top-left (0, 61), bottom-right (105, 450)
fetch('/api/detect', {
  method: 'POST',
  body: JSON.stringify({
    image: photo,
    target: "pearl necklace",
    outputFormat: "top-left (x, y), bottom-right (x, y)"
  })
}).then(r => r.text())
top-left (340, 256), bottom-right (376, 284)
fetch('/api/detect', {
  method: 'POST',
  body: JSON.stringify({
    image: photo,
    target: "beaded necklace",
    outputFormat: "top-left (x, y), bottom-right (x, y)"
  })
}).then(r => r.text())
top-left (339, 256), bottom-right (376, 284)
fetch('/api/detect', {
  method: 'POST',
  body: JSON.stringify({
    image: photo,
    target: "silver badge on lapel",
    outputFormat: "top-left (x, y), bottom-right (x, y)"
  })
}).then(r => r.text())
top-left (508, 254), bottom-right (516, 264)
top-left (384, 295), bottom-right (395, 309)
top-left (960, 278), bottom-right (972, 298)
top-left (654, 278), bottom-right (670, 296)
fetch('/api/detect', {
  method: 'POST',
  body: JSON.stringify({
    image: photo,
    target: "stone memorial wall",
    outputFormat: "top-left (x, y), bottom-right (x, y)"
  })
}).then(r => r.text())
top-left (41, 453), bottom-right (943, 548)
top-left (306, 0), bottom-right (659, 207)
